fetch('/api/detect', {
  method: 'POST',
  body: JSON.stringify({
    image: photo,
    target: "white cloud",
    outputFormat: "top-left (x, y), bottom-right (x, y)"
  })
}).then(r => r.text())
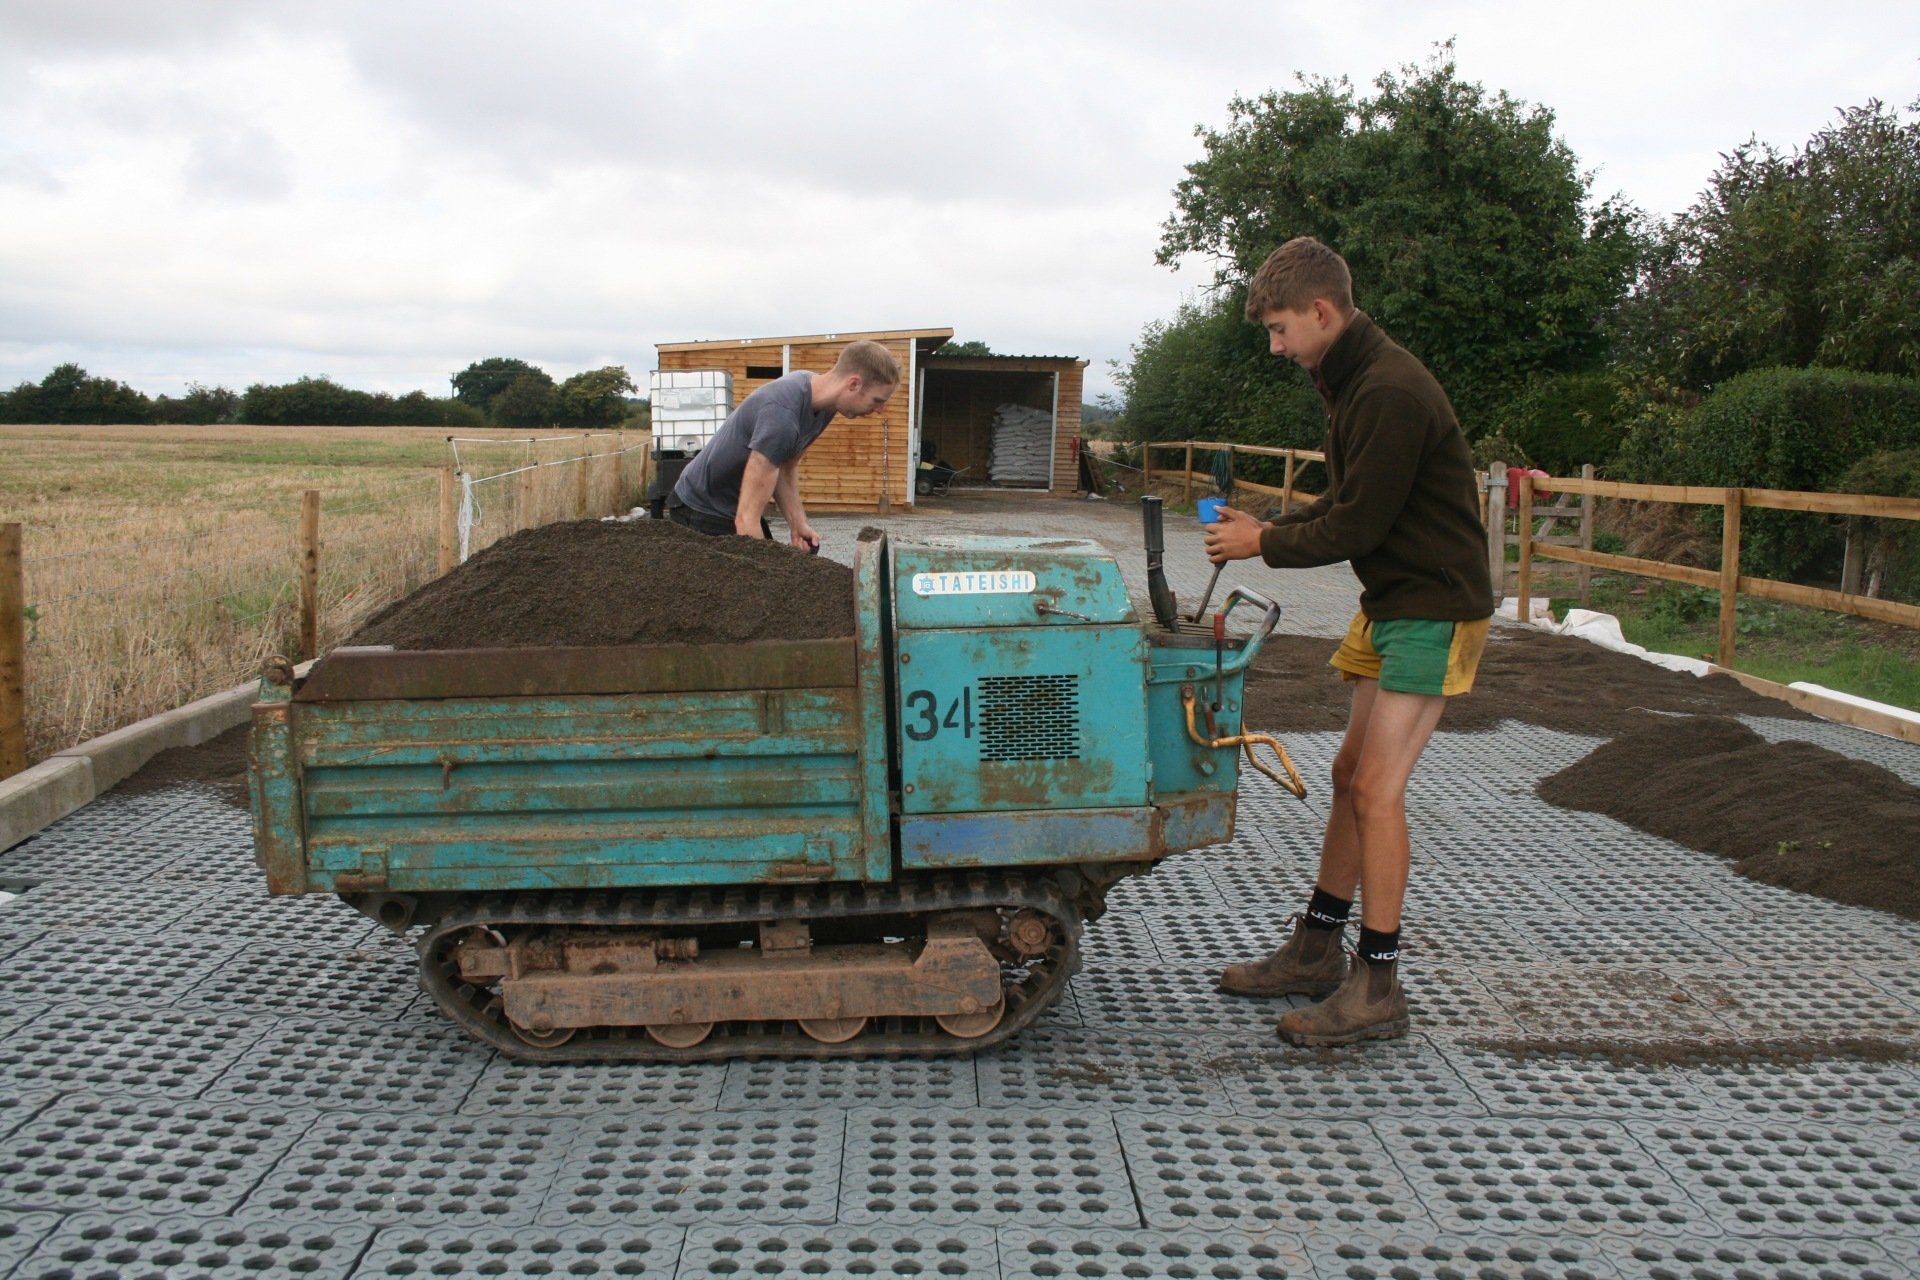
top-left (1, 0), bottom-right (1916, 402)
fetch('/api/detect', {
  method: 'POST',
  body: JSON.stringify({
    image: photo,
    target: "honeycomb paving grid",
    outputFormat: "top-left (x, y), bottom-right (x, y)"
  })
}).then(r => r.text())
top-left (1213, 1035), bottom-right (1487, 1119)
top-left (13, 1213), bottom-right (374, 1280)
top-left (466, 1055), bottom-right (728, 1116)
top-left (350, 1223), bottom-right (684, 1279)
top-left (540, 1111), bottom-right (844, 1228)
top-left (0, 1211), bottom-right (62, 1278)
top-left (200, 1015), bottom-right (494, 1114)
top-left (1625, 1118), bottom-right (1920, 1240)
top-left (1, 500), bottom-right (1919, 1275)
top-left (975, 1026), bottom-right (1236, 1115)
top-left (1302, 1228), bottom-right (1623, 1280)
top-left (242, 1111), bottom-right (579, 1227)
top-left (839, 1108), bottom-right (1139, 1228)
top-left (996, 1225), bottom-right (1313, 1279)
top-left (1375, 1116), bottom-right (1705, 1239)
top-left (678, 1224), bottom-right (1000, 1280)
top-left (0, 1093), bottom-right (316, 1217)
top-left (1115, 1112), bottom-right (1428, 1234)
top-left (0, 1003), bottom-right (267, 1099)
top-left (1603, 1234), bottom-right (1906, 1280)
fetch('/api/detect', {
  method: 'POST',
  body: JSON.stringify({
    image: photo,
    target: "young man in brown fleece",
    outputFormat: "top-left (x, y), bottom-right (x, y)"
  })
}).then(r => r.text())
top-left (1204, 236), bottom-right (1493, 1046)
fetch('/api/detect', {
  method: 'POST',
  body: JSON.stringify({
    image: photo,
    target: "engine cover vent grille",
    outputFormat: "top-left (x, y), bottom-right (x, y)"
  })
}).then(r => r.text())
top-left (977, 674), bottom-right (1081, 762)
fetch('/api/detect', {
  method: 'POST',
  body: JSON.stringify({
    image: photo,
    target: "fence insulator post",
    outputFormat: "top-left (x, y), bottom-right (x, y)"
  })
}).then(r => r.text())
top-left (437, 466), bottom-right (457, 576)
top-left (1718, 488), bottom-right (1744, 668)
top-left (0, 523), bottom-right (26, 781)
top-left (1515, 472), bottom-right (1535, 624)
top-left (299, 490), bottom-right (320, 663)
top-left (616, 430), bottom-right (627, 508)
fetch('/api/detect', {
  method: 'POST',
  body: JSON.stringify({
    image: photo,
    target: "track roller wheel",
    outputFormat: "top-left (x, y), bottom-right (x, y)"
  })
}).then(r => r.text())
top-left (509, 1021), bottom-right (576, 1049)
top-left (797, 1016), bottom-right (867, 1044)
top-left (645, 1021), bottom-right (715, 1048)
top-left (936, 992), bottom-right (1006, 1039)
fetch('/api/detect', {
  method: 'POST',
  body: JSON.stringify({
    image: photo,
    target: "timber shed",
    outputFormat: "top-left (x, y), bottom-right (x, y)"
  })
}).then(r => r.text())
top-left (655, 328), bottom-right (1087, 511)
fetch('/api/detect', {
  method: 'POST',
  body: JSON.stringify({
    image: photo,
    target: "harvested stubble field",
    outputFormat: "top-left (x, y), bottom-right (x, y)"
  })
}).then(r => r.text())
top-left (1, 424), bottom-right (645, 761)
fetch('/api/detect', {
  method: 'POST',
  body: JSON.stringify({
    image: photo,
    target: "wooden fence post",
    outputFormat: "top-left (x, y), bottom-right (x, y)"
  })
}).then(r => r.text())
top-left (299, 490), bottom-right (320, 663)
top-left (1141, 436), bottom-right (1152, 489)
top-left (1840, 518), bottom-right (1865, 596)
top-left (1718, 488), bottom-right (1744, 668)
top-left (0, 523), bottom-right (26, 781)
top-left (1578, 463), bottom-right (1595, 609)
top-left (1484, 464), bottom-right (1506, 603)
top-left (1281, 451), bottom-right (1296, 516)
top-left (437, 466), bottom-right (457, 576)
top-left (1515, 472), bottom-right (1534, 624)
top-left (1222, 445), bottom-right (1234, 505)
top-left (575, 443), bottom-right (591, 519)
top-left (615, 430), bottom-right (628, 509)
top-left (517, 465), bottom-right (536, 532)
top-left (1182, 442), bottom-right (1194, 507)
top-left (638, 431), bottom-right (652, 510)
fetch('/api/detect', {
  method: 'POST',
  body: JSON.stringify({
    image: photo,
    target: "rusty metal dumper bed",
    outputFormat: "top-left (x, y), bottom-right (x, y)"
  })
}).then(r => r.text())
top-left (249, 523), bottom-right (1299, 1060)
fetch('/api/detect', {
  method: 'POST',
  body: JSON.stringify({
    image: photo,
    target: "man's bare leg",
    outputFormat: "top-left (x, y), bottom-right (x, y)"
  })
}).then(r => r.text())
top-left (1276, 684), bottom-right (1446, 1045)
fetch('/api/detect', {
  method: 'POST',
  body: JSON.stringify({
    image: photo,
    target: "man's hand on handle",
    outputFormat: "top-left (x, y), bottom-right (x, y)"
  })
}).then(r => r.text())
top-left (1204, 506), bottom-right (1269, 565)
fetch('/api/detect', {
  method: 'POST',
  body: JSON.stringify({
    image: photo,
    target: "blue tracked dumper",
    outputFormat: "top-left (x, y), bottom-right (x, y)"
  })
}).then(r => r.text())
top-left (249, 503), bottom-right (1301, 1059)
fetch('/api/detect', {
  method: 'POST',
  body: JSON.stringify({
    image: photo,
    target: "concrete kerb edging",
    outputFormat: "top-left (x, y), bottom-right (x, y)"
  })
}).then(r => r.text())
top-left (0, 661), bottom-right (313, 853)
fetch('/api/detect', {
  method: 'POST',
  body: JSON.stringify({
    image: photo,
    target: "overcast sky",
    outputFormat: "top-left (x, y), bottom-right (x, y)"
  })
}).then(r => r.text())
top-left (2, 1), bottom-right (1916, 403)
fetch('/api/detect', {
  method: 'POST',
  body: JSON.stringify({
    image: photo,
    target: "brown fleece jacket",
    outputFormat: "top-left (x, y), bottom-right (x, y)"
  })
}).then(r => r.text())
top-left (1259, 311), bottom-right (1494, 621)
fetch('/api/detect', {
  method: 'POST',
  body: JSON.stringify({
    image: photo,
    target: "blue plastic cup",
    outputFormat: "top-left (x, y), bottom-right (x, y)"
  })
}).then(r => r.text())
top-left (1197, 496), bottom-right (1226, 524)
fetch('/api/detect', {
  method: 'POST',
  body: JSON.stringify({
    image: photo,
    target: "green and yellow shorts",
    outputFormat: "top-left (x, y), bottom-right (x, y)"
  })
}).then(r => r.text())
top-left (1330, 611), bottom-right (1490, 697)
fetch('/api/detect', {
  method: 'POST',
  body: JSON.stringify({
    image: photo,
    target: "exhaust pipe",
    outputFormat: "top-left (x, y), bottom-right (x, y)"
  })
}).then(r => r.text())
top-left (1141, 495), bottom-right (1179, 630)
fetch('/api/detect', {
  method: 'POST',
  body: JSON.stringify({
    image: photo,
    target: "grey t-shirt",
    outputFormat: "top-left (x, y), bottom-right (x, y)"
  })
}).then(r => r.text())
top-left (672, 371), bottom-right (836, 522)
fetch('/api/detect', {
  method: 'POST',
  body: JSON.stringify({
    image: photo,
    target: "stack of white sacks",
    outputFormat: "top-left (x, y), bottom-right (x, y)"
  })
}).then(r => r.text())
top-left (989, 404), bottom-right (1052, 484)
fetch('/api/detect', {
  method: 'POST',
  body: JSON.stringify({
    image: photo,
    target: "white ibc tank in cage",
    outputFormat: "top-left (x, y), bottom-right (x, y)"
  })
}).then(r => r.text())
top-left (648, 369), bottom-right (733, 457)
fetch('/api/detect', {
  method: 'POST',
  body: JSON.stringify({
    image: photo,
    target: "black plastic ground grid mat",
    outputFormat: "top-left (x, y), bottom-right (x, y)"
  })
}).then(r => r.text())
top-left (350, 1223), bottom-right (684, 1278)
top-left (0, 503), bottom-right (1915, 1278)
top-left (839, 1108), bottom-right (1138, 1228)
top-left (13, 1212), bottom-right (374, 1280)
top-left (0, 1094), bottom-right (315, 1217)
top-left (540, 1112), bottom-right (843, 1227)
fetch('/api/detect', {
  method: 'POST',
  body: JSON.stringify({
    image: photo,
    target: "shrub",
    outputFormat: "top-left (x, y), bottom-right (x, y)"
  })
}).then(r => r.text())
top-left (1671, 366), bottom-right (1920, 577)
top-left (1488, 370), bottom-right (1623, 475)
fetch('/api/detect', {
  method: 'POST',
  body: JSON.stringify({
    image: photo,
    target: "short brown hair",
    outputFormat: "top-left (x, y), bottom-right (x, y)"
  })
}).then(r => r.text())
top-left (1244, 236), bottom-right (1354, 320)
top-left (833, 339), bottom-right (900, 386)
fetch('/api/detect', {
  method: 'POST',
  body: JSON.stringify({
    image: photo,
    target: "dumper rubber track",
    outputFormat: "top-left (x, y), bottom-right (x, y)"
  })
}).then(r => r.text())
top-left (415, 870), bottom-right (1082, 1062)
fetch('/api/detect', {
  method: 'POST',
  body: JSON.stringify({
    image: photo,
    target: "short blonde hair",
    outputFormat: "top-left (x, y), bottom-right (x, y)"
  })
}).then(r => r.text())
top-left (1245, 236), bottom-right (1355, 319)
top-left (833, 339), bottom-right (900, 386)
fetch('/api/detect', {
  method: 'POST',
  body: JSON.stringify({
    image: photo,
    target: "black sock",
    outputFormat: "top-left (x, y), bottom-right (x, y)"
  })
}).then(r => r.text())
top-left (1302, 888), bottom-right (1351, 932)
top-left (1357, 926), bottom-right (1401, 967)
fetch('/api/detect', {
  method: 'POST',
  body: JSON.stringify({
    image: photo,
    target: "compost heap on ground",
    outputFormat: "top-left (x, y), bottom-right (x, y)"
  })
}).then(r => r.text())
top-left (1241, 626), bottom-right (1811, 738)
top-left (347, 519), bottom-right (856, 650)
top-left (1538, 712), bottom-right (1920, 920)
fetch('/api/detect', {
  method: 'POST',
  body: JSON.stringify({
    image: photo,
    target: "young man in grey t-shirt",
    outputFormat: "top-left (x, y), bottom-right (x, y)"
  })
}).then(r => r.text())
top-left (668, 340), bottom-right (899, 548)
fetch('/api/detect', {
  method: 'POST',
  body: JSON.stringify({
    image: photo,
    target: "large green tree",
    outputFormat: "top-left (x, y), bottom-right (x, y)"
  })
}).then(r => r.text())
top-left (1151, 48), bottom-right (1643, 427)
top-left (491, 369), bottom-right (557, 427)
top-left (0, 363), bottom-right (153, 423)
top-left (554, 365), bottom-right (637, 426)
top-left (451, 357), bottom-right (544, 412)
top-left (1615, 98), bottom-right (1920, 390)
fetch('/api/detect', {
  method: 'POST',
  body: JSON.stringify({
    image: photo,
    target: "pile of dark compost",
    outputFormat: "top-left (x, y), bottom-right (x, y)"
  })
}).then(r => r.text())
top-left (1539, 713), bottom-right (1920, 919)
top-left (347, 519), bottom-right (856, 651)
top-left (107, 722), bottom-right (251, 813)
top-left (1241, 626), bottom-right (1811, 738)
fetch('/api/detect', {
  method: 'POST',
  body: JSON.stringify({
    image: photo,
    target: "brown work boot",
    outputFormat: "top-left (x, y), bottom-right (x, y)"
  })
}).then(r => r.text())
top-left (1218, 916), bottom-right (1347, 998)
top-left (1276, 957), bottom-right (1410, 1046)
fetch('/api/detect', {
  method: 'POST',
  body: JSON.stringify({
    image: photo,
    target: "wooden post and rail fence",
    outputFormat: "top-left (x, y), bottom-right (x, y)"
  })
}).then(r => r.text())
top-left (1140, 440), bottom-right (1329, 513)
top-left (1, 437), bottom-right (655, 783)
